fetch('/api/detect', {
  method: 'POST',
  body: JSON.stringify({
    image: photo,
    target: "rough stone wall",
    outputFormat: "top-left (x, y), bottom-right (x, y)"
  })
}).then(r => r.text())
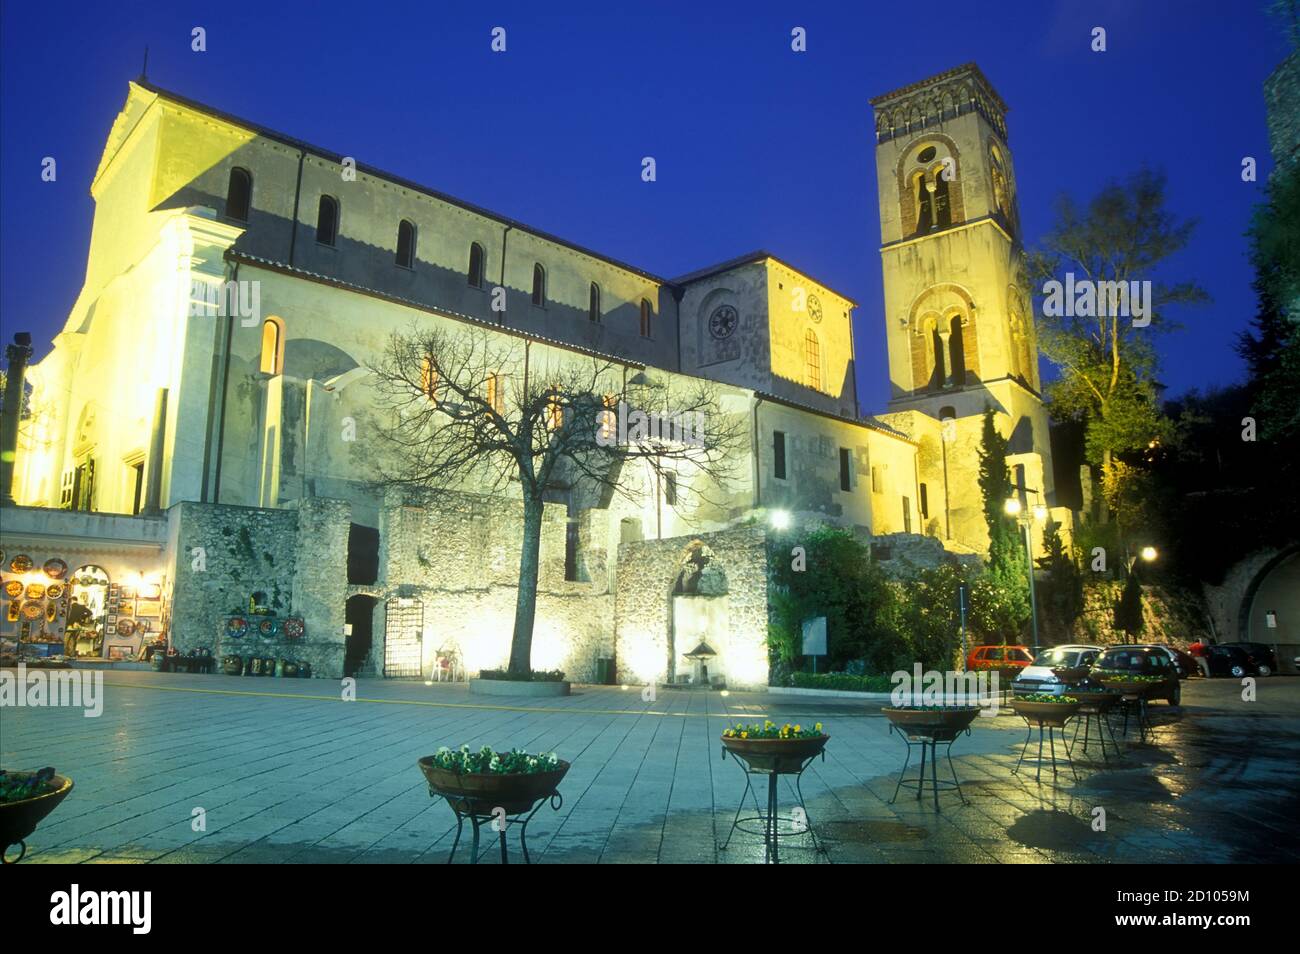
top-left (289, 496), bottom-right (352, 678)
top-left (614, 526), bottom-right (770, 688)
top-left (377, 489), bottom-right (612, 682)
top-left (168, 501), bottom-right (298, 653)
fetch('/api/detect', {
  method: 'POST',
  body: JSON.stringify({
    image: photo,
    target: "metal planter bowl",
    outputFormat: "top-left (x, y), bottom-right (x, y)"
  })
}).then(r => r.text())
top-left (881, 707), bottom-right (980, 741)
top-left (1, 775), bottom-right (74, 863)
top-left (417, 757), bottom-right (570, 816)
top-left (1011, 699), bottom-right (1082, 727)
top-left (720, 734), bottom-right (829, 773)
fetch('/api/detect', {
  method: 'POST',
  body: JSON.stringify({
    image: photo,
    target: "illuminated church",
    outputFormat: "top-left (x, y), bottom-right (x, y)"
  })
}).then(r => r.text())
top-left (0, 64), bottom-right (1064, 685)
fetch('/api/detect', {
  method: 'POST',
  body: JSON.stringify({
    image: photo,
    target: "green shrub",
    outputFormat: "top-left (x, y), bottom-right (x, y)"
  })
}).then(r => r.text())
top-left (477, 668), bottom-right (566, 682)
top-left (788, 672), bottom-right (894, 693)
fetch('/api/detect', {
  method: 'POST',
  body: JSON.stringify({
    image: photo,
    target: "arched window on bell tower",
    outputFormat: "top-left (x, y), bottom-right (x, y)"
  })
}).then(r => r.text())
top-left (913, 172), bottom-right (933, 234)
top-left (929, 324), bottom-right (946, 391)
top-left (948, 315), bottom-right (965, 386)
top-left (931, 167), bottom-right (952, 229)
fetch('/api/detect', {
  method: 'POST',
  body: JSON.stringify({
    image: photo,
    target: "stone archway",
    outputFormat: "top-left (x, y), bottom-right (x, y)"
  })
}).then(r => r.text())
top-left (1240, 546), bottom-right (1300, 655)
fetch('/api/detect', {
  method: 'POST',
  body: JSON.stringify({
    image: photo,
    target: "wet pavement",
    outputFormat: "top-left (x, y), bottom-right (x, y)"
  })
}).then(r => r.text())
top-left (3, 670), bottom-right (1297, 863)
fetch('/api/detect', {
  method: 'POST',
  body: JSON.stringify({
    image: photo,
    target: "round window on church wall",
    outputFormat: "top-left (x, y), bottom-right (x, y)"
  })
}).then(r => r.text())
top-left (917, 145), bottom-right (937, 163)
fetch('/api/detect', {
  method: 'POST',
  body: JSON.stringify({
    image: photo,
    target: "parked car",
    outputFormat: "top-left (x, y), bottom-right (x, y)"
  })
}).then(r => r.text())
top-left (1219, 642), bottom-right (1277, 676)
top-left (1012, 644), bottom-right (1103, 696)
top-left (966, 644), bottom-right (1035, 673)
top-left (1148, 644), bottom-right (1198, 678)
top-left (1205, 645), bottom-right (1260, 678)
top-left (1090, 645), bottom-right (1182, 705)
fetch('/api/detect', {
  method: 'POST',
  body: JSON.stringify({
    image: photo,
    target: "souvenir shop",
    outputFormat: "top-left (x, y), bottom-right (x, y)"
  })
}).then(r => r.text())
top-left (0, 547), bottom-right (170, 664)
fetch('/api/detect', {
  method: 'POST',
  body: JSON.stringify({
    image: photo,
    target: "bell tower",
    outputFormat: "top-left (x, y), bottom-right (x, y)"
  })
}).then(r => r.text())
top-left (870, 64), bottom-right (1059, 553)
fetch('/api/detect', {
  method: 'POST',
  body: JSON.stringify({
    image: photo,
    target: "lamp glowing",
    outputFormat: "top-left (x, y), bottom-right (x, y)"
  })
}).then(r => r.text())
top-left (1003, 498), bottom-right (1022, 517)
top-left (769, 509), bottom-right (791, 530)
top-left (1033, 505), bottom-right (1048, 522)
top-left (1140, 546), bottom-right (1158, 562)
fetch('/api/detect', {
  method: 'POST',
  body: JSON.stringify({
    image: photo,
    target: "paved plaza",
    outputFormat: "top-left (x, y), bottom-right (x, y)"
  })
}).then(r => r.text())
top-left (3, 672), bottom-right (1298, 863)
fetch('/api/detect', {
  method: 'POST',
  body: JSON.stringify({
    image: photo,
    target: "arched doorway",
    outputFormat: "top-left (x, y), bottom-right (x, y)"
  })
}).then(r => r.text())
top-left (1241, 548), bottom-right (1300, 663)
top-left (344, 594), bottom-right (376, 677)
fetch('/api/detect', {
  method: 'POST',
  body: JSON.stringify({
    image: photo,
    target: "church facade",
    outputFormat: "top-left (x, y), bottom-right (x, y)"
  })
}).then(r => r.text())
top-left (2, 64), bottom-right (1064, 686)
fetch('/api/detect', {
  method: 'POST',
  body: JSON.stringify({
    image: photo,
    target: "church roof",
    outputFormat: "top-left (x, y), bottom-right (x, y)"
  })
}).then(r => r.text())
top-left (672, 250), bottom-right (859, 306)
top-left (868, 62), bottom-right (1008, 112)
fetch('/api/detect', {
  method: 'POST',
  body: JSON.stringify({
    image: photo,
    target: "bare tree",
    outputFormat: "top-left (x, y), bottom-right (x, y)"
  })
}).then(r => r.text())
top-left (369, 324), bottom-right (744, 677)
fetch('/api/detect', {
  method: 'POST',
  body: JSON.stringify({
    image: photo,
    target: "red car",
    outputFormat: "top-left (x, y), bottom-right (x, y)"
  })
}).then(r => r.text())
top-left (966, 645), bottom-right (1035, 671)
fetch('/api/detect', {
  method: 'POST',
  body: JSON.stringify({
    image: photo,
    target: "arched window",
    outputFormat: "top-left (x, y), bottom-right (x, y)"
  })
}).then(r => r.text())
top-left (804, 329), bottom-right (822, 390)
top-left (226, 167), bottom-right (252, 222)
top-left (931, 167), bottom-right (952, 229)
top-left (259, 318), bottom-right (283, 375)
top-left (396, 220), bottom-right (416, 268)
top-left (468, 242), bottom-right (486, 287)
top-left (913, 172), bottom-right (932, 234)
top-left (948, 315), bottom-right (965, 385)
top-left (990, 145), bottom-right (1011, 228)
top-left (639, 299), bottom-right (653, 338)
top-left (486, 373), bottom-right (504, 415)
top-left (531, 264), bottom-right (546, 307)
top-left (930, 326), bottom-right (946, 391)
top-left (589, 283), bottom-right (601, 323)
top-left (316, 195), bottom-right (338, 247)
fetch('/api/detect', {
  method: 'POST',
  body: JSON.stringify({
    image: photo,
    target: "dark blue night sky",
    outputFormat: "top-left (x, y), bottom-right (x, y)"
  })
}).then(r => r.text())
top-left (0, 0), bottom-right (1290, 410)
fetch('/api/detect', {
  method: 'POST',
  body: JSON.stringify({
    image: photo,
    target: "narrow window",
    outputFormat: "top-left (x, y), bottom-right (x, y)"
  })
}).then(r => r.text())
top-left (486, 373), bottom-right (504, 415)
top-left (639, 299), bottom-right (653, 338)
top-left (226, 167), bottom-right (252, 222)
top-left (914, 172), bottom-right (932, 234)
top-left (839, 448), bottom-right (851, 492)
top-left (804, 330), bottom-right (822, 390)
top-left (396, 219), bottom-right (416, 268)
top-left (773, 430), bottom-right (787, 480)
top-left (932, 169), bottom-right (952, 228)
top-left (420, 355), bottom-right (438, 401)
top-left (130, 461), bottom-right (145, 515)
top-left (59, 469), bottom-right (74, 510)
top-left (665, 472), bottom-right (677, 506)
top-left (564, 521), bottom-right (579, 582)
top-left (259, 319), bottom-right (282, 374)
top-left (902, 495), bottom-right (912, 533)
top-left (871, 465), bottom-right (882, 493)
top-left (532, 263), bottom-right (546, 307)
top-left (589, 283), bottom-right (601, 323)
top-left (948, 315), bottom-right (966, 384)
top-left (919, 482), bottom-right (929, 519)
top-left (931, 326), bottom-right (946, 390)
top-left (316, 195), bottom-right (338, 247)
top-left (598, 394), bottom-right (618, 443)
top-left (468, 242), bottom-right (486, 287)
top-left (546, 384), bottom-right (563, 431)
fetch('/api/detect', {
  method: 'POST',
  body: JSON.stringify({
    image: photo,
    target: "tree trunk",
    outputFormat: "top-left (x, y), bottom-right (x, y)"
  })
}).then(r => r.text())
top-left (507, 496), bottom-right (544, 675)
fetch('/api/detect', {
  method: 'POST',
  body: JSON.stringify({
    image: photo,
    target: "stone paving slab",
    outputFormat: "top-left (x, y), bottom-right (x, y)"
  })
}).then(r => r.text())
top-left (4, 670), bottom-right (1299, 863)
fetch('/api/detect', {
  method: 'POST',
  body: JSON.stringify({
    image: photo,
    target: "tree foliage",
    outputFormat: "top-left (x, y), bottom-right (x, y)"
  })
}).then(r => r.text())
top-left (974, 408), bottom-right (1030, 641)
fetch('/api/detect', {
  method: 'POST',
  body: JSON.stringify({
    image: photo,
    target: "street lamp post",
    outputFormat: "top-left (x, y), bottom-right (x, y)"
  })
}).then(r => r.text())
top-left (1005, 497), bottom-right (1048, 655)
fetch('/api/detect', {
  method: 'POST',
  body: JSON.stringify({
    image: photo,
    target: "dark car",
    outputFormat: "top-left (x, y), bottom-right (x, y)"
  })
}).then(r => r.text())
top-left (1219, 642), bottom-right (1278, 676)
top-left (1205, 645), bottom-right (1260, 678)
top-left (1090, 646), bottom-right (1181, 705)
top-left (1149, 645), bottom-right (1198, 678)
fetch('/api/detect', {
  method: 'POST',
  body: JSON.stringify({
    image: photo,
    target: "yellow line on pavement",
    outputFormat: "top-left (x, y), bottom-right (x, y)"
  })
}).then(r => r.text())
top-left (98, 678), bottom-right (747, 720)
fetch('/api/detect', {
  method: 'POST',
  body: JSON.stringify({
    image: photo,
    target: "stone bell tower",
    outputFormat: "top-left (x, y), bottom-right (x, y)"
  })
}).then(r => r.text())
top-left (870, 63), bottom-right (1059, 555)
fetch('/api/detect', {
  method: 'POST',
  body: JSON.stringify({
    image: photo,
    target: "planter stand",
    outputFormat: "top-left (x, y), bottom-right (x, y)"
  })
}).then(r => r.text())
top-left (434, 791), bottom-right (562, 865)
top-left (1013, 719), bottom-right (1078, 783)
top-left (887, 723), bottom-right (971, 811)
top-left (1069, 695), bottom-right (1121, 764)
top-left (718, 744), bottom-right (827, 864)
top-left (1116, 694), bottom-right (1151, 743)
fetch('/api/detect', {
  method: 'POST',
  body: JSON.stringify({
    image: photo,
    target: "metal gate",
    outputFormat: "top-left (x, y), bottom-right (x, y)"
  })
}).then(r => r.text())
top-left (383, 598), bottom-right (424, 678)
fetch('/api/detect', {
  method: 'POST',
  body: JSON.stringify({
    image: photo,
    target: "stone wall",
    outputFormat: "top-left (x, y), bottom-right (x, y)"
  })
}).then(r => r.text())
top-left (614, 526), bottom-right (770, 688)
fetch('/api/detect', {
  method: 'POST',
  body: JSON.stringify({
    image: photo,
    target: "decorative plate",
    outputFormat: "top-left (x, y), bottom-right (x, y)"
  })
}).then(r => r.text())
top-left (226, 617), bottom-right (249, 638)
top-left (46, 583), bottom-right (65, 600)
top-left (283, 617), bottom-right (305, 640)
top-left (21, 602), bottom-right (44, 620)
top-left (43, 558), bottom-right (68, 580)
top-left (708, 304), bottom-right (739, 340)
top-left (116, 618), bottom-right (137, 637)
top-left (25, 583), bottom-right (46, 600)
top-left (9, 554), bottom-right (33, 573)
top-left (4, 580), bottom-right (23, 598)
top-left (46, 602), bottom-right (57, 623)
top-left (258, 618), bottom-right (279, 638)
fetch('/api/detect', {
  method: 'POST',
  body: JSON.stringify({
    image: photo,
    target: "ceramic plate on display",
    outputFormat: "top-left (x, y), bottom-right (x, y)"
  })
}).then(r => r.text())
top-left (226, 617), bottom-right (249, 638)
top-left (46, 602), bottom-right (57, 623)
top-left (283, 617), bottom-right (305, 640)
top-left (25, 583), bottom-right (46, 600)
top-left (116, 618), bottom-right (137, 637)
top-left (258, 618), bottom-right (279, 638)
top-left (4, 580), bottom-right (23, 598)
top-left (21, 602), bottom-right (44, 620)
top-left (9, 554), bottom-right (32, 573)
top-left (43, 559), bottom-right (68, 580)
top-left (46, 583), bottom-right (65, 600)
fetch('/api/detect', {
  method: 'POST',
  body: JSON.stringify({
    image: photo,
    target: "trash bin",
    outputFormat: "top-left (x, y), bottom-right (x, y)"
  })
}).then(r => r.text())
top-left (596, 657), bottom-right (616, 685)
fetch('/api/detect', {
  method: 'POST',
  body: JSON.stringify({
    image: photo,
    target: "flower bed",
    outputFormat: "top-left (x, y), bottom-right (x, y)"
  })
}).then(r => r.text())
top-left (1011, 695), bottom-right (1082, 727)
top-left (476, 669), bottom-right (566, 682)
top-left (880, 705), bottom-right (981, 740)
top-left (720, 722), bottom-right (828, 772)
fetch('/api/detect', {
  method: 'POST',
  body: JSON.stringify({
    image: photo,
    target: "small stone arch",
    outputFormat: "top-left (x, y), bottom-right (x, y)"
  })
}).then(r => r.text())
top-left (667, 541), bottom-right (730, 685)
top-left (895, 133), bottom-right (966, 236)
